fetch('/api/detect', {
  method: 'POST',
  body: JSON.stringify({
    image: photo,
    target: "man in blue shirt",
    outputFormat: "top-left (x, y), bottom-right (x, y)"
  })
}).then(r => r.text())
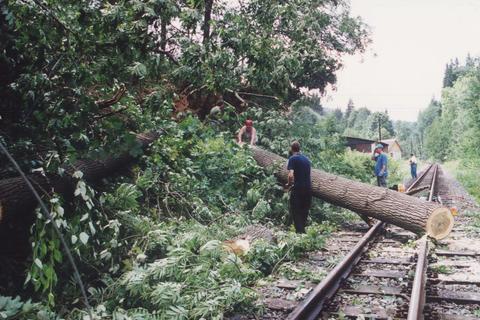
top-left (286, 141), bottom-right (312, 233)
top-left (374, 144), bottom-right (388, 187)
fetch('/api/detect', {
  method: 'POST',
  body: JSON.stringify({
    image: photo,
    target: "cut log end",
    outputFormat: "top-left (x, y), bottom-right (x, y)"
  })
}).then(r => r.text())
top-left (426, 207), bottom-right (454, 240)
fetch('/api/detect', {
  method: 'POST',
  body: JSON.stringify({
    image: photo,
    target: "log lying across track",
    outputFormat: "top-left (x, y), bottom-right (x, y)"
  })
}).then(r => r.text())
top-left (251, 146), bottom-right (454, 239)
top-left (0, 131), bottom-right (161, 225)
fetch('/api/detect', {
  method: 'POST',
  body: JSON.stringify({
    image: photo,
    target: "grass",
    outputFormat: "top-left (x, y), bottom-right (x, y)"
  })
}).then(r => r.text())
top-left (431, 265), bottom-right (453, 274)
top-left (277, 262), bottom-right (326, 283)
top-left (443, 160), bottom-right (480, 203)
top-left (402, 239), bottom-right (417, 249)
top-left (474, 309), bottom-right (480, 317)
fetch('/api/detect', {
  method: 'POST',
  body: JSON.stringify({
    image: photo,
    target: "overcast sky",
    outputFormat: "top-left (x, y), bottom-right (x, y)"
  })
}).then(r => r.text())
top-left (324, 0), bottom-right (480, 122)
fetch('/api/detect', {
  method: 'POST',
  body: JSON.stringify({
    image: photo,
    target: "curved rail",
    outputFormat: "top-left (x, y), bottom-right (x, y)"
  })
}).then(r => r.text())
top-left (287, 221), bottom-right (385, 320)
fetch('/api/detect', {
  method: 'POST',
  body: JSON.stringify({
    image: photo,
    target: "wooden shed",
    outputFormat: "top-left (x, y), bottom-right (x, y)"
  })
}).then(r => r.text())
top-left (344, 137), bottom-right (388, 154)
top-left (381, 139), bottom-right (403, 160)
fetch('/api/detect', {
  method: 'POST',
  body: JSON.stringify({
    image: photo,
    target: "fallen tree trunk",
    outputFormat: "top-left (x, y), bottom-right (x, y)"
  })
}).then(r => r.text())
top-left (0, 131), bottom-right (160, 225)
top-left (0, 131), bottom-right (161, 294)
top-left (251, 146), bottom-right (453, 239)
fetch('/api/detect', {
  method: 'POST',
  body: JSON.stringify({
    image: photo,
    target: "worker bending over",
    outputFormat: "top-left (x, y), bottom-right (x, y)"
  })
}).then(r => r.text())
top-left (237, 119), bottom-right (257, 146)
top-left (286, 141), bottom-right (312, 233)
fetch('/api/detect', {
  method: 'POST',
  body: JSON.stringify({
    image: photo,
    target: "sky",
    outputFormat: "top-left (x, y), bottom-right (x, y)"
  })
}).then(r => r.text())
top-left (324, 0), bottom-right (480, 121)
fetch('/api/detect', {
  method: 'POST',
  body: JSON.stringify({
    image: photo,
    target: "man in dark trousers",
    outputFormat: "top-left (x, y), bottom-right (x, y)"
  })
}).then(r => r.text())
top-left (373, 143), bottom-right (388, 187)
top-left (286, 141), bottom-right (312, 233)
top-left (409, 153), bottom-right (418, 179)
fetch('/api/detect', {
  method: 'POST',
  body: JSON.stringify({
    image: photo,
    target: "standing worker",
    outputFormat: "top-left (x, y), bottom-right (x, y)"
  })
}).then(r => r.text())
top-left (373, 143), bottom-right (388, 187)
top-left (409, 153), bottom-right (418, 179)
top-left (237, 119), bottom-right (258, 146)
top-left (285, 141), bottom-right (312, 233)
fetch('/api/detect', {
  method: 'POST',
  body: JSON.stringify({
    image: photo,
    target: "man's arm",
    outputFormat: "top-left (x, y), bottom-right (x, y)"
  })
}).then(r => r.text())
top-left (287, 158), bottom-right (294, 187)
top-left (380, 165), bottom-right (386, 176)
top-left (288, 170), bottom-right (294, 186)
top-left (250, 128), bottom-right (257, 145)
top-left (237, 127), bottom-right (245, 143)
top-left (379, 155), bottom-right (387, 175)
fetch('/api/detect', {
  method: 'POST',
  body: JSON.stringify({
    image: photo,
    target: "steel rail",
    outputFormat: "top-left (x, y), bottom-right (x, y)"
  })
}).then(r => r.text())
top-left (428, 164), bottom-right (439, 202)
top-left (406, 163), bottom-right (434, 193)
top-left (288, 164), bottom-right (439, 320)
top-left (407, 163), bottom-right (439, 319)
top-left (407, 236), bottom-right (428, 320)
top-left (287, 221), bottom-right (385, 320)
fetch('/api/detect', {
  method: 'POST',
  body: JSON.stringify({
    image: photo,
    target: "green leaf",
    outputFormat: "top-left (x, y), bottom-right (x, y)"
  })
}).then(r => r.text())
top-left (128, 62), bottom-right (147, 79)
top-left (79, 232), bottom-right (89, 245)
top-left (34, 259), bottom-right (43, 269)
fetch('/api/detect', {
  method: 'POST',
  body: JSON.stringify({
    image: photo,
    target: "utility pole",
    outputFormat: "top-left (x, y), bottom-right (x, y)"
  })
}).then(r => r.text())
top-left (378, 117), bottom-right (382, 141)
top-left (420, 132), bottom-right (424, 157)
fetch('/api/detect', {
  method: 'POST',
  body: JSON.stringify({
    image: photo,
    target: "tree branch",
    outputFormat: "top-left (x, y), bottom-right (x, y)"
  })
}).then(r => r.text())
top-left (95, 84), bottom-right (127, 108)
top-left (155, 48), bottom-right (179, 65)
top-left (94, 107), bottom-right (128, 120)
top-left (237, 91), bottom-right (280, 100)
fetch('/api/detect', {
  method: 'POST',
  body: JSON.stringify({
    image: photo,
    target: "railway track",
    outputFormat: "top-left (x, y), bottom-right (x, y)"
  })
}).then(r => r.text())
top-left (286, 164), bottom-right (480, 319)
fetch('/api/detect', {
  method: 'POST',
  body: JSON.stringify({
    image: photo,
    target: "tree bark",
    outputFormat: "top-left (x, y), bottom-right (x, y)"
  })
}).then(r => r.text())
top-left (160, 17), bottom-right (167, 50)
top-left (0, 131), bottom-right (161, 225)
top-left (202, 0), bottom-right (213, 45)
top-left (251, 146), bottom-right (453, 239)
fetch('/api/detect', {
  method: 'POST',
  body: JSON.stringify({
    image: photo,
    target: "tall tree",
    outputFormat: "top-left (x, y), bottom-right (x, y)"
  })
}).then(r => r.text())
top-left (346, 98), bottom-right (355, 119)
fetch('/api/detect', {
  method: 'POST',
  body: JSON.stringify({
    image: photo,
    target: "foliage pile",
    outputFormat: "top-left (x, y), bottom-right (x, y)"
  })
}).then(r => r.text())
top-left (1, 103), bottom-right (375, 319)
top-left (0, 0), bottom-right (376, 318)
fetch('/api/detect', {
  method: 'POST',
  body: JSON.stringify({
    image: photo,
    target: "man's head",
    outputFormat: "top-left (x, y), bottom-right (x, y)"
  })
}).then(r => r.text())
top-left (245, 119), bottom-right (253, 132)
top-left (375, 144), bottom-right (384, 153)
top-left (291, 141), bottom-right (301, 153)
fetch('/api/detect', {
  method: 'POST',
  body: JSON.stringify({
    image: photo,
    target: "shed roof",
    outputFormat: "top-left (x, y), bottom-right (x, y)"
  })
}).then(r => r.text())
top-left (344, 136), bottom-right (388, 146)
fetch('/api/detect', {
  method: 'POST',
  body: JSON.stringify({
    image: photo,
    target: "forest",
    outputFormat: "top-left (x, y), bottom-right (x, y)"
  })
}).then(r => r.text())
top-left (0, 0), bottom-right (479, 319)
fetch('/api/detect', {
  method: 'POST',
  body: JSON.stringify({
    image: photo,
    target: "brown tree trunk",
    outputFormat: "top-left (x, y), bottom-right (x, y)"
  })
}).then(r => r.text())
top-left (160, 18), bottom-right (167, 50)
top-left (203, 0), bottom-right (213, 45)
top-left (0, 131), bottom-right (160, 225)
top-left (251, 146), bottom-right (453, 239)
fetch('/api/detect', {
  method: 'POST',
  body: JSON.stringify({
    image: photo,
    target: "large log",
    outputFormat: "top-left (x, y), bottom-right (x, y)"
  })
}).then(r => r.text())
top-left (0, 131), bottom-right (161, 225)
top-left (251, 146), bottom-right (453, 239)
